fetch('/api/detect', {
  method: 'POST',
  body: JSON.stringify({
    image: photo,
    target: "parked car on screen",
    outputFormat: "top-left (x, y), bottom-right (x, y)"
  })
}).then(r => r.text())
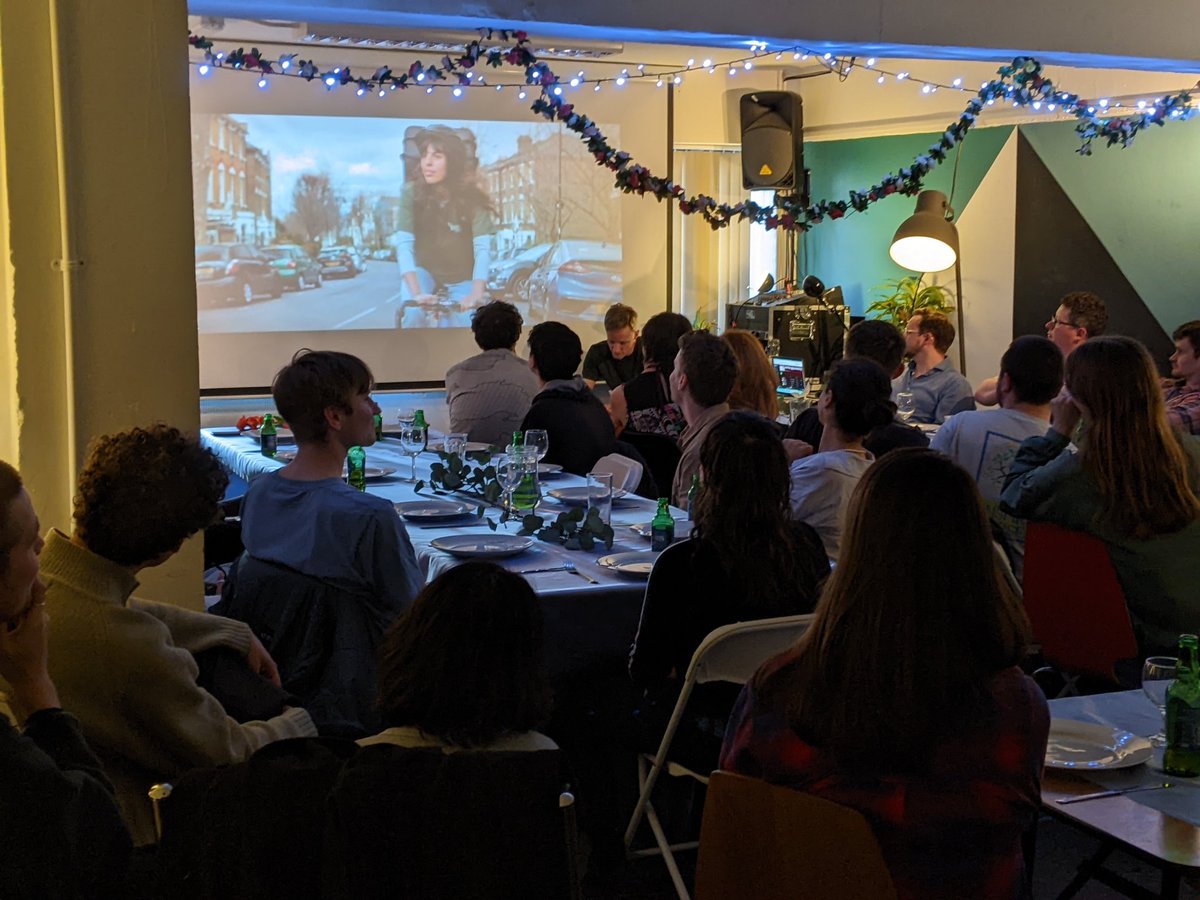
top-left (525, 241), bottom-right (623, 322)
top-left (372, 247), bottom-right (397, 261)
top-left (195, 243), bottom-right (283, 305)
top-left (317, 247), bottom-right (362, 278)
top-left (261, 244), bottom-right (323, 290)
top-left (487, 243), bottom-right (552, 301)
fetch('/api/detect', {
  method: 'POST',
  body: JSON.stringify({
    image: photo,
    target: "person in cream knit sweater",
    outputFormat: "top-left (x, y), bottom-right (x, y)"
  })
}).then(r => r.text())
top-left (28, 426), bottom-right (317, 845)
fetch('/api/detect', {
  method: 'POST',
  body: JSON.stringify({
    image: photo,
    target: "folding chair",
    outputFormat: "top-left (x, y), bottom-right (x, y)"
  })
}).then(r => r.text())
top-left (694, 771), bottom-right (896, 900)
top-left (591, 453), bottom-right (644, 494)
top-left (1022, 521), bottom-right (1138, 696)
top-left (623, 614), bottom-right (815, 900)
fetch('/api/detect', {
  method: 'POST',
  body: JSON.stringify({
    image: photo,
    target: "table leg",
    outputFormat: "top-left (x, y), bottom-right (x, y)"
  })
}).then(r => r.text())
top-left (1055, 842), bottom-right (1113, 900)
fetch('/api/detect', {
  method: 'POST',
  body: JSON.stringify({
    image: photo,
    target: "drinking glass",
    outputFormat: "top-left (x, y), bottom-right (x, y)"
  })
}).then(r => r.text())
top-left (399, 423), bottom-right (426, 482)
top-left (445, 432), bottom-right (468, 464)
top-left (498, 453), bottom-right (521, 515)
top-left (1143, 656), bottom-right (1178, 747)
top-left (896, 391), bottom-right (916, 422)
top-left (525, 429), bottom-right (550, 463)
top-left (787, 394), bottom-right (809, 423)
top-left (587, 472), bottom-right (614, 526)
top-left (510, 446), bottom-right (542, 514)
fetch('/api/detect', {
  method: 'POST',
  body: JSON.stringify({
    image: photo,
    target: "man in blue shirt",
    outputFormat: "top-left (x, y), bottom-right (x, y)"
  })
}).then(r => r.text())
top-left (892, 311), bottom-right (975, 424)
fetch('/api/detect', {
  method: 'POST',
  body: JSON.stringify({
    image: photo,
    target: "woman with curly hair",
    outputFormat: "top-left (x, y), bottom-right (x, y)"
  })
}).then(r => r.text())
top-left (1002, 335), bottom-right (1200, 653)
top-left (396, 126), bottom-right (496, 328)
top-left (35, 425), bottom-right (316, 845)
top-left (722, 330), bottom-right (781, 420)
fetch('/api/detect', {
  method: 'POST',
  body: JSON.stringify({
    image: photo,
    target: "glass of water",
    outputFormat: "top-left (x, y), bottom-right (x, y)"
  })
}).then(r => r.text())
top-left (525, 429), bottom-right (550, 463)
top-left (896, 391), bottom-right (917, 422)
top-left (1143, 656), bottom-right (1178, 747)
top-left (399, 423), bottom-right (426, 482)
top-left (445, 432), bottom-right (468, 464)
top-left (587, 472), bottom-right (614, 526)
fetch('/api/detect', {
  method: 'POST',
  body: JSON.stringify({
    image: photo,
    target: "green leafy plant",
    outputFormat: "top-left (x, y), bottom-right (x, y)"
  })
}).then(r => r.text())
top-left (518, 506), bottom-right (614, 551)
top-left (865, 275), bottom-right (955, 328)
top-left (415, 451), bottom-right (503, 505)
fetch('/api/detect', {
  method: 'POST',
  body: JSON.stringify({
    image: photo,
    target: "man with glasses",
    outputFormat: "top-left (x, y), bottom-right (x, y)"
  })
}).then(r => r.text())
top-left (891, 311), bottom-right (975, 424)
top-left (975, 292), bottom-right (1108, 405)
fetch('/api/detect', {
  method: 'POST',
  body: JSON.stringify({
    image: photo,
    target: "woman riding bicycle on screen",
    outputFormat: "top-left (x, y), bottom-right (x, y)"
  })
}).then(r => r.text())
top-left (395, 125), bottom-right (495, 329)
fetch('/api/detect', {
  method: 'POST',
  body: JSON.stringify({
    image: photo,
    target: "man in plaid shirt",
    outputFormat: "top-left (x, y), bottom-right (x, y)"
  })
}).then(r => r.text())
top-left (1164, 321), bottom-right (1200, 435)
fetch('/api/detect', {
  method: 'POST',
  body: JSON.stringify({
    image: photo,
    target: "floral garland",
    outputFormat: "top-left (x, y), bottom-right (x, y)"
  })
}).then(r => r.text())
top-left (188, 32), bottom-right (1196, 233)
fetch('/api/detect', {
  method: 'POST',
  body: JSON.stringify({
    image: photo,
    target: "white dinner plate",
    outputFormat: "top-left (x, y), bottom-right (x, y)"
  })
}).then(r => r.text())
top-left (250, 426), bottom-right (296, 444)
top-left (538, 463), bottom-right (564, 476)
top-left (1044, 719), bottom-right (1153, 770)
top-left (394, 500), bottom-right (473, 521)
top-left (363, 466), bottom-right (397, 480)
top-left (547, 486), bottom-right (634, 507)
top-left (427, 440), bottom-right (492, 453)
top-left (430, 534), bottom-right (534, 559)
top-left (597, 550), bottom-right (660, 578)
top-left (273, 449), bottom-right (297, 462)
top-left (629, 521), bottom-right (688, 543)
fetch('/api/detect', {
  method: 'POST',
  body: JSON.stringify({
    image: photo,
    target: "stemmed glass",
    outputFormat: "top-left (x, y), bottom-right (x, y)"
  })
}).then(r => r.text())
top-left (498, 452), bottom-right (521, 518)
top-left (398, 422), bottom-right (426, 483)
top-left (1143, 656), bottom-right (1178, 747)
top-left (896, 392), bottom-right (916, 422)
top-left (525, 429), bottom-right (550, 464)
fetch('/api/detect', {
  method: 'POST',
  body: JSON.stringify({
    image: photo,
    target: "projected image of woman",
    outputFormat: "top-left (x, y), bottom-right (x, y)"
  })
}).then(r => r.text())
top-left (395, 126), bottom-right (496, 329)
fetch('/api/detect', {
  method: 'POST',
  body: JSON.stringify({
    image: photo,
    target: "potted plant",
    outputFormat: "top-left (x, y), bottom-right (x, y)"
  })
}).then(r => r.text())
top-left (865, 275), bottom-right (955, 328)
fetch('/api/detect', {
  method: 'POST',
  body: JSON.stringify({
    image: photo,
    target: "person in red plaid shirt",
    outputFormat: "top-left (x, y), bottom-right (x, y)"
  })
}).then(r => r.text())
top-left (1164, 321), bottom-right (1200, 435)
top-left (721, 449), bottom-right (1048, 900)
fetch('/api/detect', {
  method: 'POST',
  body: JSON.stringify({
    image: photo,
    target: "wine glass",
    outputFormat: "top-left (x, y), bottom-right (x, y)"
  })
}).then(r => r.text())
top-left (1143, 656), bottom-right (1178, 747)
top-left (525, 429), bottom-right (550, 464)
top-left (896, 392), bottom-right (916, 422)
top-left (399, 423), bottom-right (426, 482)
top-left (498, 452), bottom-right (521, 516)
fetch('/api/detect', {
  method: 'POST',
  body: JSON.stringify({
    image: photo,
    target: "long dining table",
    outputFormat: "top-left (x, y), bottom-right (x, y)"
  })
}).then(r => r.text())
top-left (200, 427), bottom-right (684, 679)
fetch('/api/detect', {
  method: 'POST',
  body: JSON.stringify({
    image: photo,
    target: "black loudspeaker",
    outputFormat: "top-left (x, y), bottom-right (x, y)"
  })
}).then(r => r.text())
top-left (739, 92), bottom-right (803, 190)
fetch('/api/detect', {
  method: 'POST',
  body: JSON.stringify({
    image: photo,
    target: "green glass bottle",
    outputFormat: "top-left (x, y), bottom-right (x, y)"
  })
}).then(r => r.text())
top-left (651, 498), bottom-right (675, 551)
top-left (1165, 634), bottom-right (1200, 777)
top-left (686, 473), bottom-right (701, 521)
top-left (259, 413), bottom-right (278, 458)
top-left (511, 447), bottom-right (540, 513)
top-left (373, 412), bottom-right (384, 441)
top-left (347, 445), bottom-right (367, 492)
top-left (412, 410), bottom-right (428, 451)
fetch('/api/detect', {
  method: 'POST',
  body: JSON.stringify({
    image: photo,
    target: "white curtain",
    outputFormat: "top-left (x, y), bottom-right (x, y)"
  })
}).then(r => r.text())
top-left (671, 148), bottom-right (753, 332)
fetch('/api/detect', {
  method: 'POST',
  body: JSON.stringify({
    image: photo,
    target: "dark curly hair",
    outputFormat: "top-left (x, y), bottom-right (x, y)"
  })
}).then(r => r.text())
top-left (824, 358), bottom-right (896, 437)
top-left (376, 562), bottom-right (551, 748)
top-left (74, 425), bottom-right (228, 566)
top-left (471, 300), bottom-right (524, 351)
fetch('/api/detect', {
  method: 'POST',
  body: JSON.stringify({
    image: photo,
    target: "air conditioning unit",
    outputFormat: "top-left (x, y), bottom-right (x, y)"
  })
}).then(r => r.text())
top-left (301, 24), bottom-right (624, 60)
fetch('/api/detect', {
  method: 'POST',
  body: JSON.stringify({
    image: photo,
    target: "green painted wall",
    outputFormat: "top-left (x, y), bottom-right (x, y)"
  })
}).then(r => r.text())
top-left (801, 125), bottom-right (1014, 315)
top-left (1021, 119), bottom-right (1200, 332)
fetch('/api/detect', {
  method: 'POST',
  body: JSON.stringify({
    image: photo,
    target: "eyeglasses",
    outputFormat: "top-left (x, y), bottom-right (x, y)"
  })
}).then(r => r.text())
top-left (1049, 317), bottom-right (1077, 329)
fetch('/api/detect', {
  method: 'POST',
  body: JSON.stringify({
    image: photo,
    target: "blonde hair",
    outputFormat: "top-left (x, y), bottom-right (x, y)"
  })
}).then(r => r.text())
top-left (1067, 336), bottom-right (1200, 538)
top-left (722, 331), bottom-right (779, 419)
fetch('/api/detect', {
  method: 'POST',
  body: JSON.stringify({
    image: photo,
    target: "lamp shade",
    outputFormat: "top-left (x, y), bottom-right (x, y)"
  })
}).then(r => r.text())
top-left (889, 190), bottom-right (959, 272)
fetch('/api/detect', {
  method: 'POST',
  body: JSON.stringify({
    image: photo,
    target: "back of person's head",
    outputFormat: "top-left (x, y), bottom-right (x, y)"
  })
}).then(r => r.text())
top-left (640, 312), bottom-right (692, 371)
top-left (376, 562), bottom-right (551, 747)
top-left (760, 449), bottom-right (1028, 769)
top-left (603, 303), bottom-right (638, 333)
top-left (273, 349), bottom-right (374, 444)
top-left (1066, 336), bottom-right (1200, 538)
top-left (0, 460), bottom-right (24, 575)
top-left (74, 425), bottom-right (229, 567)
top-left (694, 411), bottom-right (827, 613)
top-left (911, 311), bottom-right (956, 355)
top-left (722, 331), bottom-right (780, 419)
top-left (527, 321), bottom-right (582, 382)
top-left (1000, 335), bottom-right (1063, 405)
top-left (471, 300), bottom-right (523, 351)
top-left (1060, 291), bottom-right (1108, 338)
top-left (677, 331), bottom-right (738, 408)
top-left (1173, 320), bottom-right (1200, 356)
top-left (846, 320), bottom-right (905, 375)
top-left (823, 358), bottom-right (895, 437)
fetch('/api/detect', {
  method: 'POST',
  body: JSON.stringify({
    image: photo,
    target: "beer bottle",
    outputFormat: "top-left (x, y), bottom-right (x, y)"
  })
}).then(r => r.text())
top-left (651, 498), bottom-right (675, 552)
top-left (412, 410), bottom-right (429, 452)
top-left (260, 413), bottom-right (278, 459)
top-left (686, 474), bottom-right (701, 521)
top-left (373, 412), bottom-right (384, 442)
top-left (1165, 633), bottom-right (1200, 777)
top-left (347, 446), bottom-right (367, 492)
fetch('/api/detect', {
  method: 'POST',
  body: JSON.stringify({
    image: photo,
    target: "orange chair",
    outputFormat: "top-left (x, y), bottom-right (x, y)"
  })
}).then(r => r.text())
top-left (1021, 521), bottom-right (1138, 692)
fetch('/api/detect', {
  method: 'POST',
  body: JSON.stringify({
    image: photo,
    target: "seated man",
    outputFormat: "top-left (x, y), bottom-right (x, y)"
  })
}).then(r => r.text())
top-left (1164, 320), bottom-right (1200, 435)
top-left (932, 335), bottom-right (1063, 580)
top-left (233, 350), bottom-right (422, 734)
top-left (785, 319), bottom-right (929, 457)
top-left (582, 302), bottom-right (643, 391)
top-left (445, 300), bottom-right (540, 447)
top-left (521, 322), bottom-right (616, 475)
top-left (670, 331), bottom-right (738, 507)
top-left (33, 425), bottom-right (316, 845)
top-left (892, 311), bottom-right (974, 424)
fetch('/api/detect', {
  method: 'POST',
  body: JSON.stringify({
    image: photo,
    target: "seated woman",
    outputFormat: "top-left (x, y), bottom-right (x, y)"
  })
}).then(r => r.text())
top-left (629, 411), bottom-right (829, 768)
top-left (608, 311), bottom-right (692, 439)
top-left (723, 449), bottom-right (1047, 900)
top-left (789, 358), bottom-right (894, 561)
top-left (1002, 335), bottom-right (1200, 654)
top-left (362, 562), bottom-right (555, 752)
top-left (722, 330), bottom-right (781, 421)
top-left (0, 460), bottom-right (131, 897)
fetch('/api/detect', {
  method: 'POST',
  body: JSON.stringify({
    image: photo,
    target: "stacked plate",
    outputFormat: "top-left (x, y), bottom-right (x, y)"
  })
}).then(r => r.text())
top-left (395, 500), bottom-right (474, 522)
top-left (596, 551), bottom-right (660, 578)
top-left (1044, 720), bottom-right (1152, 769)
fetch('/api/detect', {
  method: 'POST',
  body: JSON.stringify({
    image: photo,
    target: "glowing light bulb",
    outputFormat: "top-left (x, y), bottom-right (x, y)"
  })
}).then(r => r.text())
top-left (1032, 101), bottom-right (1041, 109)
top-left (823, 52), bottom-right (832, 60)
top-left (897, 71), bottom-right (908, 80)
top-left (866, 57), bottom-right (876, 67)
top-left (281, 60), bottom-right (291, 70)
top-left (569, 77), bottom-right (580, 87)
top-left (702, 58), bottom-right (712, 67)
top-left (922, 84), bottom-right (931, 94)
top-left (952, 77), bottom-right (962, 87)
top-left (656, 78), bottom-right (664, 87)
top-left (1137, 99), bottom-right (1147, 109)
top-left (1098, 98), bottom-right (1109, 108)
top-left (257, 76), bottom-right (268, 89)
top-left (728, 67), bottom-right (737, 76)
top-left (744, 61), bottom-right (752, 70)
top-left (792, 52), bottom-right (801, 59)
top-left (616, 76), bottom-right (626, 86)
top-left (356, 87), bottom-right (366, 96)
top-left (687, 58), bottom-right (695, 67)
top-left (876, 74), bottom-right (885, 84)
top-left (378, 88), bottom-right (386, 97)
top-left (324, 75), bottom-right (336, 87)
top-left (426, 86), bottom-right (434, 94)
top-left (553, 85), bottom-right (563, 95)
top-left (198, 64), bottom-right (210, 76)
top-left (594, 83), bottom-right (601, 92)
top-left (417, 72), bottom-right (425, 82)
top-left (673, 75), bottom-right (682, 85)
top-left (518, 90), bottom-right (527, 99)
